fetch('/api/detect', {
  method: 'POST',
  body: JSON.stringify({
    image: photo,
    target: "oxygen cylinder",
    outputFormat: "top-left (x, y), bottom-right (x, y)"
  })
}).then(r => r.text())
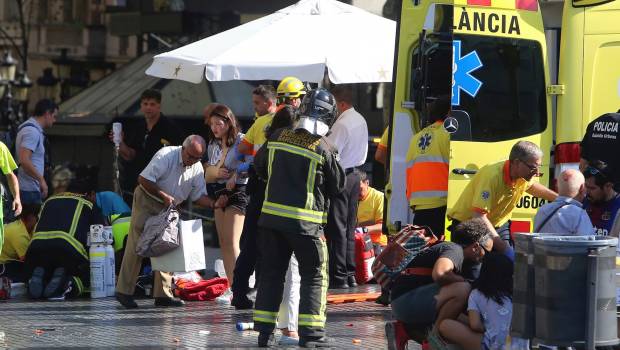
top-left (103, 226), bottom-right (116, 296)
top-left (90, 244), bottom-right (106, 298)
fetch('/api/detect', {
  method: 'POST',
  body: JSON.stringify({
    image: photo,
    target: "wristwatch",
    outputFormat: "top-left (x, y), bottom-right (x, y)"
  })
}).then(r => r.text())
top-left (362, 227), bottom-right (369, 233)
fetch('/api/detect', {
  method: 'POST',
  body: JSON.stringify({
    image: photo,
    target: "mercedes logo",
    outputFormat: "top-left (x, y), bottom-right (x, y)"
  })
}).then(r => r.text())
top-left (443, 117), bottom-right (459, 134)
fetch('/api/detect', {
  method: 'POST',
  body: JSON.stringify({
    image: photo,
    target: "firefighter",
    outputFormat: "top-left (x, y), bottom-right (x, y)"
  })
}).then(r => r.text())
top-left (24, 179), bottom-right (105, 300)
top-left (405, 95), bottom-right (451, 237)
top-left (276, 76), bottom-right (307, 109)
top-left (252, 88), bottom-right (345, 348)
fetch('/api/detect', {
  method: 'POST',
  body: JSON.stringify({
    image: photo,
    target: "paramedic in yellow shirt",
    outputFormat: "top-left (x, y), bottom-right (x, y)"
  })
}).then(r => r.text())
top-left (238, 85), bottom-right (278, 156)
top-left (356, 170), bottom-right (387, 247)
top-left (448, 141), bottom-right (557, 247)
top-left (0, 203), bottom-right (39, 282)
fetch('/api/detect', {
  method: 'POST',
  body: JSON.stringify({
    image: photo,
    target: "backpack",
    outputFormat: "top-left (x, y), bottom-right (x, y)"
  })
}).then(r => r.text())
top-left (371, 225), bottom-right (441, 289)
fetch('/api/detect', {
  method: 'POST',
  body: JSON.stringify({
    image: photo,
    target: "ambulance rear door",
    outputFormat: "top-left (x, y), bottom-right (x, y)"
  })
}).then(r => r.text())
top-left (445, 1), bottom-right (554, 236)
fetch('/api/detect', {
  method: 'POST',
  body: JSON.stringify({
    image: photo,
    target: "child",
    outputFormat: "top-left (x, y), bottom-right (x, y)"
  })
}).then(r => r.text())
top-left (438, 252), bottom-right (514, 350)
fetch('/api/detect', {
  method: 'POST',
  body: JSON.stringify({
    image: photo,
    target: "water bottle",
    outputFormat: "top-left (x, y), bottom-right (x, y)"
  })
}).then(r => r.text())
top-left (214, 259), bottom-right (226, 278)
top-left (112, 122), bottom-right (122, 146)
top-left (236, 322), bottom-right (254, 331)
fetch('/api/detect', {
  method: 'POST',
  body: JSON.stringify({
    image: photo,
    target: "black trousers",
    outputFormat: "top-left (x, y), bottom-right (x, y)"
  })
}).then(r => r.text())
top-left (412, 206), bottom-right (447, 239)
top-left (326, 170), bottom-right (360, 284)
top-left (232, 175), bottom-right (265, 299)
top-left (253, 227), bottom-right (328, 338)
top-left (24, 238), bottom-right (90, 288)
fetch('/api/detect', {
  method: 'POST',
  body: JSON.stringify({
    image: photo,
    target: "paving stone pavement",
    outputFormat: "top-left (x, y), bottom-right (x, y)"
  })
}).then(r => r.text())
top-left (0, 284), bottom-right (401, 349)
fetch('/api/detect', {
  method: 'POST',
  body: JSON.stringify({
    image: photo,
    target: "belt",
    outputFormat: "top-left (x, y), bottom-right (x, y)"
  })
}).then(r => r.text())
top-left (345, 167), bottom-right (357, 175)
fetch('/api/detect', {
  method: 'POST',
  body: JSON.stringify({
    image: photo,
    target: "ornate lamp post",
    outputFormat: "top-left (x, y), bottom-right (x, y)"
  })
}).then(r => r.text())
top-left (0, 50), bottom-right (31, 143)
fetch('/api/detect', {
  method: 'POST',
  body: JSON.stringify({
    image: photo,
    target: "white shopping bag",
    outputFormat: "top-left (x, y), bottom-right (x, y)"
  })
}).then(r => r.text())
top-left (151, 219), bottom-right (206, 272)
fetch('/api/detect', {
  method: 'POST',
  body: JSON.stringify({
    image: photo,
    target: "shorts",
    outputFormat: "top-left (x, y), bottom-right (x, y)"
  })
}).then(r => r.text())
top-left (206, 183), bottom-right (248, 214)
top-left (390, 283), bottom-right (440, 327)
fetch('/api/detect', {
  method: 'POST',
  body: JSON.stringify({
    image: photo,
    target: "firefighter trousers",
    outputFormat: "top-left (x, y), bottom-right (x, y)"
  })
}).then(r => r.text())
top-left (253, 227), bottom-right (329, 338)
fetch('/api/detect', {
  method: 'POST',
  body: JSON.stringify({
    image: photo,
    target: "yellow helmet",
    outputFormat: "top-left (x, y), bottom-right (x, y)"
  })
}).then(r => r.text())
top-left (277, 77), bottom-right (306, 99)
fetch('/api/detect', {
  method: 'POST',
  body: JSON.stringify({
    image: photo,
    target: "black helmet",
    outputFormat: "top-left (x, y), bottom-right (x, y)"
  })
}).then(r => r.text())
top-left (298, 88), bottom-right (338, 127)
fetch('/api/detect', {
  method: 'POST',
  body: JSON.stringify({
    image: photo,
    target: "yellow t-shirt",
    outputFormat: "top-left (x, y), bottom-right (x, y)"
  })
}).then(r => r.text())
top-left (405, 121), bottom-right (450, 209)
top-left (357, 187), bottom-right (387, 245)
top-left (0, 220), bottom-right (30, 263)
top-left (378, 127), bottom-right (389, 150)
top-left (0, 141), bottom-right (17, 176)
top-left (241, 113), bottom-right (274, 154)
top-left (358, 187), bottom-right (384, 224)
top-left (447, 160), bottom-right (533, 227)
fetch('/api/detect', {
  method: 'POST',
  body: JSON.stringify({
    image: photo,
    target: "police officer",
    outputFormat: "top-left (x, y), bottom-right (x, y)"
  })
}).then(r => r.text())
top-left (253, 88), bottom-right (345, 348)
top-left (580, 109), bottom-right (620, 185)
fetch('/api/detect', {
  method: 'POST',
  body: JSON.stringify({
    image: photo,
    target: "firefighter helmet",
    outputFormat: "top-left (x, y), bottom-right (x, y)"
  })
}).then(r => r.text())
top-left (295, 88), bottom-right (337, 136)
top-left (277, 77), bottom-right (307, 99)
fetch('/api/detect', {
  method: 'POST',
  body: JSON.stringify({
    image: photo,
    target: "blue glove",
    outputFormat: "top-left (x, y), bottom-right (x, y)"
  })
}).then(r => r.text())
top-left (237, 162), bottom-right (250, 173)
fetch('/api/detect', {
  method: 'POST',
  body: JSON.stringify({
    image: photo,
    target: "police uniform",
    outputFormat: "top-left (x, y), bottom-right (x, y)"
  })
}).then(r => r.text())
top-left (448, 160), bottom-right (533, 241)
top-left (120, 115), bottom-right (184, 203)
top-left (24, 193), bottom-right (105, 296)
top-left (405, 120), bottom-right (450, 236)
top-left (232, 113), bottom-right (273, 306)
top-left (581, 112), bottom-right (620, 183)
top-left (253, 126), bottom-right (345, 341)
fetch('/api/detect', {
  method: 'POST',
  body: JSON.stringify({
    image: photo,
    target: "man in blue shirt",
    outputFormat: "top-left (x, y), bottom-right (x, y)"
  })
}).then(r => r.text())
top-left (534, 169), bottom-right (594, 235)
top-left (16, 99), bottom-right (57, 204)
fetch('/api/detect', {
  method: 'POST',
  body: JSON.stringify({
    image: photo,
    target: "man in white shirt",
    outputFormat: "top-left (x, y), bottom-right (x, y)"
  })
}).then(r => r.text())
top-left (326, 84), bottom-right (369, 288)
top-left (115, 135), bottom-right (224, 308)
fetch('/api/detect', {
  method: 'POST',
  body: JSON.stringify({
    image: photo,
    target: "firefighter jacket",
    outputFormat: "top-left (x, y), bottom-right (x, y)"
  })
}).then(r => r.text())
top-left (30, 193), bottom-right (105, 259)
top-left (255, 128), bottom-right (345, 236)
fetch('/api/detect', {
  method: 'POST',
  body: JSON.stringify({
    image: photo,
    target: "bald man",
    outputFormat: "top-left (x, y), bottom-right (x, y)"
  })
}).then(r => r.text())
top-left (533, 169), bottom-right (594, 235)
top-left (116, 135), bottom-right (225, 309)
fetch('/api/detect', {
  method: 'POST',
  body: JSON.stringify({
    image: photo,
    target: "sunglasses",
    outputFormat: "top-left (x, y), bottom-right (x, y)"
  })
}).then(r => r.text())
top-left (519, 159), bottom-right (544, 177)
top-left (585, 166), bottom-right (609, 181)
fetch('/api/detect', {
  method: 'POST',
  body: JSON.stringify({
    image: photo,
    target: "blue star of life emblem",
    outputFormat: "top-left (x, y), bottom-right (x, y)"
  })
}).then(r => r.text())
top-left (418, 133), bottom-right (432, 152)
top-left (452, 40), bottom-right (483, 106)
top-left (481, 190), bottom-right (490, 200)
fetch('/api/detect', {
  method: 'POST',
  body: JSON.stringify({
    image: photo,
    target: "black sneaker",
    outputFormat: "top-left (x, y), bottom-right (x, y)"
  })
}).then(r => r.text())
top-left (257, 332), bottom-right (275, 348)
top-left (115, 292), bottom-right (138, 309)
top-left (299, 336), bottom-right (332, 348)
top-left (347, 276), bottom-right (358, 288)
top-left (28, 267), bottom-right (45, 299)
top-left (154, 297), bottom-right (185, 307)
top-left (47, 280), bottom-right (73, 301)
top-left (231, 296), bottom-right (254, 310)
top-left (43, 267), bottom-right (67, 298)
top-left (375, 289), bottom-right (390, 306)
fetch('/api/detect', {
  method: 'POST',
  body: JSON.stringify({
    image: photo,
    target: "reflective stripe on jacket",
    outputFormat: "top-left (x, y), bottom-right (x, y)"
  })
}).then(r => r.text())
top-left (254, 128), bottom-right (345, 236)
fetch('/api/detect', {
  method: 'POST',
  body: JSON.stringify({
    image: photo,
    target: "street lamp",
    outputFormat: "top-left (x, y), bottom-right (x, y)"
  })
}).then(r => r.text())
top-left (0, 51), bottom-right (17, 81)
top-left (0, 50), bottom-right (31, 144)
top-left (13, 71), bottom-right (32, 102)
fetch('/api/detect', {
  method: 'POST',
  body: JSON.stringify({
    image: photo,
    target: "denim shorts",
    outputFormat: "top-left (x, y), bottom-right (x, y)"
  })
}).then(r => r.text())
top-left (390, 283), bottom-right (440, 326)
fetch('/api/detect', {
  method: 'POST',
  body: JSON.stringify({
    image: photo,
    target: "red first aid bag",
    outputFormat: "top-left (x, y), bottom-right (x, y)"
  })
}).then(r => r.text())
top-left (355, 231), bottom-right (375, 284)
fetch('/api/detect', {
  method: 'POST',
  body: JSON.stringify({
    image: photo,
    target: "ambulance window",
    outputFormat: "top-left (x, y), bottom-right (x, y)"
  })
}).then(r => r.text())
top-left (453, 35), bottom-right (547, 142)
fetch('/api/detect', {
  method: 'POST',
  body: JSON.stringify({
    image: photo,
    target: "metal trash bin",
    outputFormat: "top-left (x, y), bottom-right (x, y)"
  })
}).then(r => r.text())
top-left (512, 232), bottom-right (564, 339)
top-left (533, 235), bottom-right (619, 349)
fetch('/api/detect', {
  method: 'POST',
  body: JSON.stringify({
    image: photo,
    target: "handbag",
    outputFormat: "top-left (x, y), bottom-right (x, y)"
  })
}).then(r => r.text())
top-left (135, 205), bottom-right (180, 257)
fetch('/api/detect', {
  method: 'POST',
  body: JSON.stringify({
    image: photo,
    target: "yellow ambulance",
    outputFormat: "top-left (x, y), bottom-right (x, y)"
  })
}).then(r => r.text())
top-left (384, 0), bottom-right (620, 236)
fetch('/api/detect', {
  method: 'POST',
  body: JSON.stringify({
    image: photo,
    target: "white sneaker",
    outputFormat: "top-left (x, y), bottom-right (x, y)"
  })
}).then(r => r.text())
top-left (215, 288), bottom-right (233, 305)
top-left (278, 335), bottom-right (299, 346)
